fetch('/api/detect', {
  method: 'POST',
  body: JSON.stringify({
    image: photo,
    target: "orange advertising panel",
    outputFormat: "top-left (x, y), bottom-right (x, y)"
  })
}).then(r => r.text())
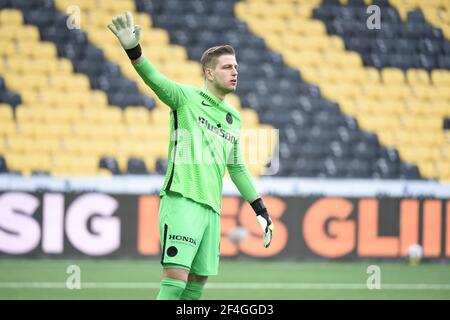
top-left (0, 192), bottom-right (448, 259)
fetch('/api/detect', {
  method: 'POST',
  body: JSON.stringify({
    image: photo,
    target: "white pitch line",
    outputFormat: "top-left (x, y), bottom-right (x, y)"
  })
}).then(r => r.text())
top-left (1, 282), bottom-right (450, 290)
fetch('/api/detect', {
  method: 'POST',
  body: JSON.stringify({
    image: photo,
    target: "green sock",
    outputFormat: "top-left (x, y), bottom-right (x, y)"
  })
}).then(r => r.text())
top-left (156, 278), bottom-right (186, 300)
top-left (180, 281), bottom-right (205, 300)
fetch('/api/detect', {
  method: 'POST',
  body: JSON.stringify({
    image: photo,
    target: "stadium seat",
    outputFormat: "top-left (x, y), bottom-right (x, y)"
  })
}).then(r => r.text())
top-left (0, 155), bottom-right (7, 173)
top-left (155, 158), bottom-right (168, 175)
top-left (127, 157), bottom-right (149, 175)
top-left (99, 156), bottom-right (121, 175)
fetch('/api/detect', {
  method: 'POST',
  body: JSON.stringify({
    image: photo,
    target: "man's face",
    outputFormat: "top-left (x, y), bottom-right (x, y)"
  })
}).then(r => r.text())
top-left (206, 54), bottom-right (238, 94)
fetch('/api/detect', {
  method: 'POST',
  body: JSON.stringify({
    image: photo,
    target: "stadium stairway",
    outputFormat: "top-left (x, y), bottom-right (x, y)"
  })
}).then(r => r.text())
top-left (137, 0), bottom-right (424, 179)
top-left (235, 0), bottom-right (450, 181)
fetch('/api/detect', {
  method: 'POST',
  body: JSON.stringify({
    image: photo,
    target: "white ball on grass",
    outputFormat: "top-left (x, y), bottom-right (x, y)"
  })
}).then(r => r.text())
top-left (227, 226), bottom-right (249, 244)
top-left (407, 244), bottom-right (423, 265)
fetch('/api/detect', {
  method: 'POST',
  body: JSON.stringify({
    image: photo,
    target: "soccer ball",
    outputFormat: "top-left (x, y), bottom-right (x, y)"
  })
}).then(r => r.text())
top-left (407, 244), bottom-right (423, 266)
top-left (227, 226), bottom-right (249, 244)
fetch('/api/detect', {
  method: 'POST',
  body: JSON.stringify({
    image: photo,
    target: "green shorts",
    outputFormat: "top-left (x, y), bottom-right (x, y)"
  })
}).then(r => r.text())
top-left (159, 191), bottom-right (220, 276)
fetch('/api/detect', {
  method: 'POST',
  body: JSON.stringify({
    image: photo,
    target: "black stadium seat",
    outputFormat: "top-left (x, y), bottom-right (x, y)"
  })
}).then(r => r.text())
top-left (127, 158), bottom-right (149, 175)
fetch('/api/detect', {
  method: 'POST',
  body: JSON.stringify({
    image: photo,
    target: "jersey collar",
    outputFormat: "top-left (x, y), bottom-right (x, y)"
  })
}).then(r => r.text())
top-left (201, 87), bottom-right (225, 108)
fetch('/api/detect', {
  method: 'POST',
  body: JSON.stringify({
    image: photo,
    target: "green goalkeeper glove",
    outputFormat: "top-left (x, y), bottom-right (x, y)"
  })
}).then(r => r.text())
top-left (251, 198), bottom-right (274, 248)
top-left (108, 11), bottom-right (142, 59)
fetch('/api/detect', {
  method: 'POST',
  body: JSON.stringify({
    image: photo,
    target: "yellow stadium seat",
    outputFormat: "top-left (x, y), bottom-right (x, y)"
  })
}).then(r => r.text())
top-left (149, 141), bottom-right (170, 159)
top-left (95, 125), bottom-right (127, 140)
top-left (433, 87), bottom-right (450, 100)
top-left (240, 109), bottom-right (259, 128)
top-left (0, 26), bottom-right (18, 41)
top-left (319, 67), bottom-right (343, 82)
top-left (96, 140), bottom-right (118, 157)
top-left (418, 116), bottom-right (442, 130)
top-left (98, 168), bottom-right (113, 176)
top-left (68, 74), bottom-right (90, 91)
top-left (410, 84), bottom-right (432, 101)
top-left (339, 99), bottom-right (358, 115)
top-left (121, 140), bottom-right (146, 158)
top-left (296, 51), bottom-right (323, 68)
top-left (140, 29), bottom-right (169, 45)
top-left (51, 167), bottom-right (70, 177)
top-left (413, 132), bottom-right (444, 146)
top-left (16, 26), bottom-right (40, 42)
top-left (152, 127), bottom-right (170, 140)
top-left (124, 107), bottom-right (152, 125)
top-left (56, 58), bottom-right (73, 74)
top-left (111, 0), bottom-right (135, 13)
top-left (374, 102), bottom-right (404, 115)
top-left (324, 52), bottom-right (361, 67)
top-left (0, 121), bottom-right (16, 137)
top-left (395, 131), bottom-right (413, 145)
top-left (365, 68), bottom-right (381, 83)
top-left (98, 108), bottom-right (123, 124)
top-left (114, 154), bottom-right (127, 173)
top-left (0, 9), bottom-right (23, 25)
top-left (0, 138), bottom-right (6, 154)
top-left (15, 121), bottom-right (41, 137)
top-left (134, 12), bottom-right (152, 28)
top-left (419, 162), bottom-right (437, 178)
top-left (43, 108), bottom-right (79, 123)
top-left (384, 84), bottom-right (412, 100)
top-left (75, 140), bottom-right (113, 157)
top-left (0, 105), bottom-right (14, 121)
top-left (62, 138), bottom-right (84, 154)
top-left (400, 115), bottom-right (419, 128)
top-left (0, 40), bottom-right (15, 57)
top-left (126, 125), bottom-right (153, 140)
top-left (431, 70), bottom-right (450, 85)
top-left (17, 42), bottom-right (36, 57)
top-left (382, 68), bottom-right (406, 84)
top-left (152, 109), bottom-right (171, 126)
top-left (406, 69), bottom-right (430, 85)
top-left (362, 84), bottom-right (383, 99)
top-left (6, 136), bottom-right (28, 153)
top-left (41, 124), bottom-right (73, 139)
top-left (269, 18), bottom-right (289, 33)
top-left (4, 152), bottom-right (29, 174)
top-left (432, 101), bottom-right (450, 117)
top-left (23, 139), bottom-right (60, 154)
top-left (377, 131), bottom-right (395, 146)
top-left (437, 163), bottom-right (450, 181)
top-left (225, 94), bottom-right (242, 109)
top-left (16, 107), bottom-right (41, 122)
top-left (143, 156), bottom-right (156, 172)
top-left (90, 91), bottom-right (109, 108)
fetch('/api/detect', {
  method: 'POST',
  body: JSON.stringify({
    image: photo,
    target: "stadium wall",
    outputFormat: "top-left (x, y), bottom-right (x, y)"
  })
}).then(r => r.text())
top-left (0, 176), bottom-right (449, 261)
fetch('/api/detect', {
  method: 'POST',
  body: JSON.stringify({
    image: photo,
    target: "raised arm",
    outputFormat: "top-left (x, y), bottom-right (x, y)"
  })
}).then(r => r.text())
top-left (108, 12), bottom-right (187, 110)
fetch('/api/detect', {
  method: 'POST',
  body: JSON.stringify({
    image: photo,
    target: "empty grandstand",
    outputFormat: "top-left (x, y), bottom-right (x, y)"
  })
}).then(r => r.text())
top-left (1, 0), bottom-right (449, 181)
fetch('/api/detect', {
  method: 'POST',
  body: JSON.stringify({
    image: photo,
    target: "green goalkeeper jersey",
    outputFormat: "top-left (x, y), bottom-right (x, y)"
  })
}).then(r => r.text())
top-left (134, 57), bottom-right (259, 214)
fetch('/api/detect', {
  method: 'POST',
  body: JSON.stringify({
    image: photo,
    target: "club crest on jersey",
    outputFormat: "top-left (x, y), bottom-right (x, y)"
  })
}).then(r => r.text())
top-left (226, 113), bottom-right (233, 124)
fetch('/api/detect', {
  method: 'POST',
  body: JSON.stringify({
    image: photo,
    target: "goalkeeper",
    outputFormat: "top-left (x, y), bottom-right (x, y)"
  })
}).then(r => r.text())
top-left (108, 12), bottom-right (274, 300)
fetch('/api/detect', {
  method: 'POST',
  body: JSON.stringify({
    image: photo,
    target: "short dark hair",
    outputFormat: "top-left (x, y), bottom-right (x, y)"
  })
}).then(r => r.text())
top-left (200, 45), bottom-right (235, 76)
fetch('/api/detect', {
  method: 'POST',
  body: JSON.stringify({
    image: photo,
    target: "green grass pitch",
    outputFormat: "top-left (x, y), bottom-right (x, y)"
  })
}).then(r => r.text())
top-left (0, 259), bottom-right (449, 300)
